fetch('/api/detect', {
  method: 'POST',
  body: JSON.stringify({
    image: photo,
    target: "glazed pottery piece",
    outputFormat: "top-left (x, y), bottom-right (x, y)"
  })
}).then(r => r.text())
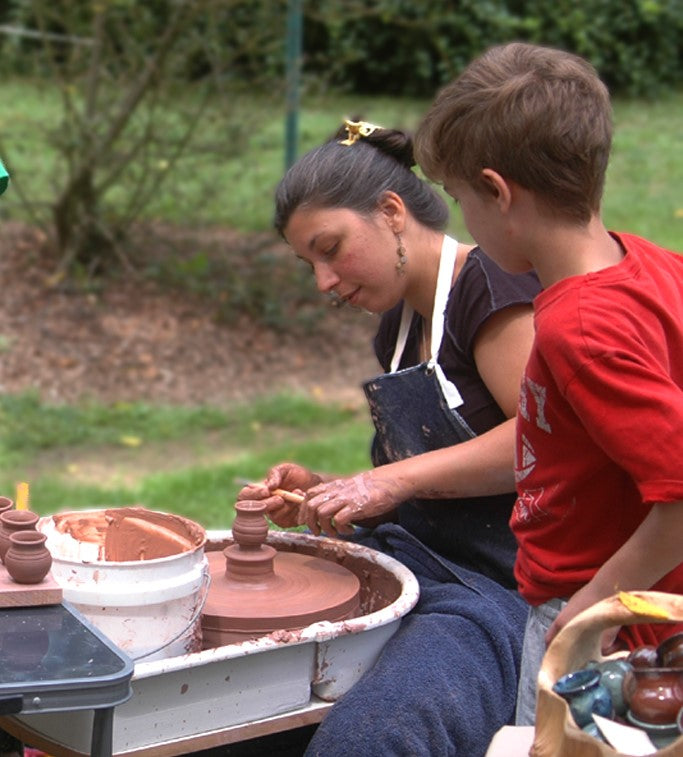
top-left (626, 710), bottom-right (681, 749)
top-left (552, 668), bottom-right (613, 728)
top-left (658, 632), bottom-right (683, 668)
top-left (627, 644), bottom-right (659, 668)
top-left (0, 509), bottom-right (39, 562)
top-left (623, 666), bottom-right (683, 725)
top-left (4, 530), bottom-right (52, 584)
top-left (590, 658), bottom-right (633, 717)
top-left (0, 496), bottom-right (14, 515)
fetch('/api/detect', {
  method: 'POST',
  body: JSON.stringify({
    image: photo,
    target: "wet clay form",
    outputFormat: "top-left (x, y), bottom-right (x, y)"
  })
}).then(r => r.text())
top-left (0, 509), bottom-right (39, 562)
top-left (46, 506), bottom-right (206, 561)
top-left (4, 530), bottom-right (52, 584)
top-left (201, 501), bottom-right (361, 646)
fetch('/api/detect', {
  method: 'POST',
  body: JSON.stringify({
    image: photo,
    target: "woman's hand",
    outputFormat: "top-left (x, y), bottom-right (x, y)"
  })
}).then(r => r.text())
top-left (237, 463), bottom-right (322, 529)
top-left (298, 470), bottom-right (406, 537)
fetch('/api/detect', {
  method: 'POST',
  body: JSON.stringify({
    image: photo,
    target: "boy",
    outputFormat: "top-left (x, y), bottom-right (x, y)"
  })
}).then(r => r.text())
top-left (415, 41), bottom-right (683, 724)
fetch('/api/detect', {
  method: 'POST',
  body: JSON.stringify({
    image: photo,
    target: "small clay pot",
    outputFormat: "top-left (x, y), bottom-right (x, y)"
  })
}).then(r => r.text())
top-left (0, 496), bottom-right (14, 515)
top-left (623, 666), bottom-right (683, 725)
top-left (0, 509), bottom-right (39, 562)
top-left (627, 644), bottom-right (659, 668)
top-left (552, 668), bottom-right (614, 728)
top-left (590, 658), bottom-right (633, 717)
top-left (658, 632), bottom-right (683, 668)
top-left (4, 530), bottom-right (52, 584)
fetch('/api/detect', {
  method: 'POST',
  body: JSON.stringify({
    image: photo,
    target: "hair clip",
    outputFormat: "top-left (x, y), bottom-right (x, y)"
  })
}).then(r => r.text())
top-left (339, 119), bottom-right (382, 146)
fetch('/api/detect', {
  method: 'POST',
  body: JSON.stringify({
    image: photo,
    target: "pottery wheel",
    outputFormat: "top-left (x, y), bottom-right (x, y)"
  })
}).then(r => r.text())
top-left (201, 501), bottom-right (361, 644)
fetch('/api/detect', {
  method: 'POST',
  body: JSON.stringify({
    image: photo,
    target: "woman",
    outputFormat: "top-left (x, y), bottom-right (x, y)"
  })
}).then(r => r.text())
top-left (239, 120), bottom-right (541, 757)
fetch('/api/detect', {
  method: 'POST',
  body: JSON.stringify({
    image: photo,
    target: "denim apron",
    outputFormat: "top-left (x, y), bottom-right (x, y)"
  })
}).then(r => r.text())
top-left (362, 235), bottom-right (518, 587)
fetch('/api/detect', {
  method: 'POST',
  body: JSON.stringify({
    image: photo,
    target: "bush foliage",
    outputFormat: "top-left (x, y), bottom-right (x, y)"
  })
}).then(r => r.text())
top-left (305, 0), bottom-right (683, 97)
top-left (1, 0), bottom-right (681, 97)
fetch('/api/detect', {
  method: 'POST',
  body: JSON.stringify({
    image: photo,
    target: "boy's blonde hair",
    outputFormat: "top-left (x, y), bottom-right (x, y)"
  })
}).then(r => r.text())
top-left (415, 42), bottom-right (612, 224)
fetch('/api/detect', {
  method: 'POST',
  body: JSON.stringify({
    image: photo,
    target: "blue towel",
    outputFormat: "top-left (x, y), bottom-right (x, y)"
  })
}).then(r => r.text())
top-left (304, 524), bottom-right (529, 757)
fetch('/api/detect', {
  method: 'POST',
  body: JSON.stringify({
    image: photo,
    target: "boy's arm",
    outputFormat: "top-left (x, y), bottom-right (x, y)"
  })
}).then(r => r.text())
top-left (546, 499), bottom-right (683, 646)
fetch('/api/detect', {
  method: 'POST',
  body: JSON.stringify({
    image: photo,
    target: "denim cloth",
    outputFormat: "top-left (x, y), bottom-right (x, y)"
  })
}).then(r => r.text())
top-left (304, 525), bottom-right (528, 757)
top-left (304, 361), bottom-right (528, 757)
top-left (365, 361), bottom-right (519, 589)
top-left (515, 598), bottom-right (567, 726)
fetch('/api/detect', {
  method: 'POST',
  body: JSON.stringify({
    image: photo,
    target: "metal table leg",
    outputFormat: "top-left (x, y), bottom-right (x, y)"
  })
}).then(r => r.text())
top-left (91, 707), bottom-right (114, 757)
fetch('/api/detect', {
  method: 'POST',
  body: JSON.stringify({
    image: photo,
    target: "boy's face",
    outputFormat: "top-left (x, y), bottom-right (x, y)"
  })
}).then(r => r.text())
top-left (443, 176), bottom-right (532, 274)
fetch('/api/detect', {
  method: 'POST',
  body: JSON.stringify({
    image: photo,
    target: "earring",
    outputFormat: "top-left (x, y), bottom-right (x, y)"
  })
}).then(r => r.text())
top-left (395, 233), bottom-right (407, 275)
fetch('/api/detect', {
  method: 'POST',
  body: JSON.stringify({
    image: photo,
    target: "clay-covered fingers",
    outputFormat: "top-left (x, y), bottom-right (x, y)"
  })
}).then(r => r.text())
top-left (266, 500), bottom-right (301, 529)
top-left (298, 484), bottom-right (355, 537)
top-left (265, 462), bottom-right (321, 494)
top-left (236, 481), bottom-right (272, 501)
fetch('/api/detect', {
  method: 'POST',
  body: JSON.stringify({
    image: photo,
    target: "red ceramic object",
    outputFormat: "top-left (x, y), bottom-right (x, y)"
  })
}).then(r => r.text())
top-left (624, 666), bottom-right (683, 725)
top-left (0, 496), bottom-right (14, 515)
top-left (658, 632), bottom-right (683, 668)
top-left (4, 530), bottom-right (52, 584)
top-left (0, 510), bottom-right (39, 562)
top-left (627, 645), bottom-right (660, 668)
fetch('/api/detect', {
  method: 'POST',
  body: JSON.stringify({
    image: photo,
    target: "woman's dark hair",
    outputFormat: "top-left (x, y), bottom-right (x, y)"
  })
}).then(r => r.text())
top-left (274, 125), bottom-right (449, 236)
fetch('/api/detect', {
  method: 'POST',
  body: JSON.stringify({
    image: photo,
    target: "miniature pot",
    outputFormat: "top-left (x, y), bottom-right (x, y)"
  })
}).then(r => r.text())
top-left (589, 658), bottom-right (633, 717)
top-left (4, 530), bottom-right (52, 584)
top-left (0, 509), bottom-right (39, 562)
top-left (0, 496), bottom-right (14, 515)
top-left (552, 668), bottom-right (613, 728)
top-left (624, 666), bottom-right (683, 725)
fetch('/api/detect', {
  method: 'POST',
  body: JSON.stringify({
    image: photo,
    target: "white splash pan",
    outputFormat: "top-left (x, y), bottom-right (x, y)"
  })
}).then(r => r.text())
top-left (11, 528), bottom-right (419, 756)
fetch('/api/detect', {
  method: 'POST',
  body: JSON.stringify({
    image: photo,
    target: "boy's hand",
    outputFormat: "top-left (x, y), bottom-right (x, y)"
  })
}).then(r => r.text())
top-left (545, 582), bottom-right (620, 652)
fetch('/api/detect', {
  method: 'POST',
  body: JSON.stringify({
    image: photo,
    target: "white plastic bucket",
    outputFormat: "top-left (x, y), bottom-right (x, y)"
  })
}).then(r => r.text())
top-left (38, 510), bottom-right (209, 662)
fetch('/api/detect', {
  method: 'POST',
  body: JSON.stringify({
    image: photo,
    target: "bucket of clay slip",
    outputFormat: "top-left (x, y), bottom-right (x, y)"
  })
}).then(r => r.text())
top-left (38, 508), bottom-right (209, 663)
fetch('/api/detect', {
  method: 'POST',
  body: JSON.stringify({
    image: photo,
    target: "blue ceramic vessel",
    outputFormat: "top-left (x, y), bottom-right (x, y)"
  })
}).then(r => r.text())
top-left (553, 668), bottom-right (614, 728)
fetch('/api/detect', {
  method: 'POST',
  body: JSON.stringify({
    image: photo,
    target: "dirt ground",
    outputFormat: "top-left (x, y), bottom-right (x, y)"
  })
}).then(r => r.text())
top-left (0, 221), bottom-right (380, 410)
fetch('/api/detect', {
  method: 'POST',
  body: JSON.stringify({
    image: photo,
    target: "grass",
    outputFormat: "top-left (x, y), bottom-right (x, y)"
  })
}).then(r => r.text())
top-left (0, 392), bottom-right (374, 527)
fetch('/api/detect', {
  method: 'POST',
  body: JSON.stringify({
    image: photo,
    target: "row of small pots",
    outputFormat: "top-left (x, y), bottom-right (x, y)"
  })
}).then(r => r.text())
top-left (0, 495), bottom-right (52, 584)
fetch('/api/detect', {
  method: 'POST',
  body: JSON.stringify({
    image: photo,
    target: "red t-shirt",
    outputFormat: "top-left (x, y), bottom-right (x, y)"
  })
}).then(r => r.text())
top-left (511, 233), bottom-right (683, 647)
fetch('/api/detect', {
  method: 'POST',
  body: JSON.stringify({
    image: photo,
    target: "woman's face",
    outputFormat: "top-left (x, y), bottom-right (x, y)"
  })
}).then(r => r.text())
top-left (284, 205), bottom-right (405, 314)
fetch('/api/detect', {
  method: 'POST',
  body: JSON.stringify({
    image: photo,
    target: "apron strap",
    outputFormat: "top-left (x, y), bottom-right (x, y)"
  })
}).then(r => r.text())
top-left (389, 236), bottom-right (464, 408)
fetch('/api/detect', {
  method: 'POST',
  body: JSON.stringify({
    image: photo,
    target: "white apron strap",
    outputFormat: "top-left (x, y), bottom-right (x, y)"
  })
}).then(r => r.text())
top-left (389, 236), bottom-right (464, 409)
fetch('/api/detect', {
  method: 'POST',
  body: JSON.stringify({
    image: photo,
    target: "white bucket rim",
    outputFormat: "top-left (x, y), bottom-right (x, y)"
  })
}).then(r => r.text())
top-left (37, 511), bottom-right (207, 566)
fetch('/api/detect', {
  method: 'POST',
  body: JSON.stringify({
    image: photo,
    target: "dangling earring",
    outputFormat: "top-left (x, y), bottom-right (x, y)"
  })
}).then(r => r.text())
top-left (395, 232), bottom-right (407, 275)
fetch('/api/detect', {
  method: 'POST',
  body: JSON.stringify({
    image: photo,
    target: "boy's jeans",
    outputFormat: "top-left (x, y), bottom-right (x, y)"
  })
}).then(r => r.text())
top-left (515, 597), bottom-right (567, 725)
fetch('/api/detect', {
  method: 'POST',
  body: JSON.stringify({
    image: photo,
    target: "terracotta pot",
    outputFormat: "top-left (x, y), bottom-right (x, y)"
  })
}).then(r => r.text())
top-left (0, 496), bottom-right (14, 515)
top-left (623, 666), bottom-right (683, 725)
top-left (0, 509), bottom-right (39, 562)
top-left (4, 530), bottom-right (52, 584)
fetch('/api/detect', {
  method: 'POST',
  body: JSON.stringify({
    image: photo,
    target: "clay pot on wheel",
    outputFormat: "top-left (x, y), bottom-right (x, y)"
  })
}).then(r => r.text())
top-left (4, 530), bottom-right (52, 584)
top-left (0, 509), bottom-right (39, 562)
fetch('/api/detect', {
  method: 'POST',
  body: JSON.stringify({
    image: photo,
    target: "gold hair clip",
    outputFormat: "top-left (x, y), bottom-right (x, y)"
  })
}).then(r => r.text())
top-left (339, 119), bottom-right (382, 146)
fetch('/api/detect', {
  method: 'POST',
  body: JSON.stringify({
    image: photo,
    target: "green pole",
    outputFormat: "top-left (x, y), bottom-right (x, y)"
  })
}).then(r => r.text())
top-left (285, 0), bottom-right (303, 170)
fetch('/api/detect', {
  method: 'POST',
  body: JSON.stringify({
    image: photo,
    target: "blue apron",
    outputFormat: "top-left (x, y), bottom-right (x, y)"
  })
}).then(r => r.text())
top-left (362, 236), bottom-right (518, 588)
